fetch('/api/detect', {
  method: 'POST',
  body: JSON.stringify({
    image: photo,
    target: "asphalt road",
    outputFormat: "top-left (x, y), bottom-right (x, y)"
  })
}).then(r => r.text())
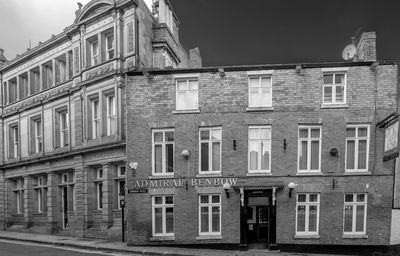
top-left (0, 240), bottom-right (133, 256)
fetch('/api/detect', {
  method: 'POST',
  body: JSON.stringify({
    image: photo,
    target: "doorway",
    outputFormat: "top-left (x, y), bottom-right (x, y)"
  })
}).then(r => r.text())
top-left (61, 186), bottom-right (68, 229)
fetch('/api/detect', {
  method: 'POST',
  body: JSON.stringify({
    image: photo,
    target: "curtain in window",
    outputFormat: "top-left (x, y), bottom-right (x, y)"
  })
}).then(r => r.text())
top-left (344, 205), bottom-right (353, 232)
top-left (358, 140), bottom-right (367, 169)
top-left (346, 140), bottom-right (355, 169)
top-left (200, 207), bottom-right (209, 232)
top-left (166, 207), bottom-right (174, 233)
top-left (212, 142), bottom-right (220, 171)
top-left (299, 141), bottom-right (308, 170)
top-left (324, 86), bottom-right (332, 102)
top-left (212, 206), bottom-right (220, 232)
top-left (336, 85), bottom-right (344, 102)
top-left (261, 141), bottom-right (270, 170)
top-left (355, 205), bottom-right (365, 232)
top-left (308, 205), bottom-right (317, 232)
top-left (166, 144), bottom-right (174, 173)
top-left (201, 143), bottom-right (209, 171)
top-left (154, 208), bottom-right (162, 234)
top-left (154, 145), bottom-right (162, 173)
top-left (297, 205), bottom-right (306, 232)
top-left (310, 141), bottom-right (319, 170)
top-left (249, 141), bottom-right (258, 170)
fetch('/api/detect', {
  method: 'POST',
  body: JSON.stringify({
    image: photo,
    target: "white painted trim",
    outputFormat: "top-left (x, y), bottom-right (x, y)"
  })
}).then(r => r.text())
top-left (246, 70), bottom-right (274, 76)
top-left (173, 73), bottom-right (200, 79)
top-left (198, 127), bottom-right (222, 174)
top-left (321, 67), bottom-right (349, 72)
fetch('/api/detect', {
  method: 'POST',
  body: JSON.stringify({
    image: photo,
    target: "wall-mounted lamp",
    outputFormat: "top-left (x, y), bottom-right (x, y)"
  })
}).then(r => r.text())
top-left (330, 148), bottom-right (338, 157)
top-left (180, 149), bottom-right (190, 159)
top-left (129, 162), bottom-right (139, 170)
top-left (233, 140), bottom-right (237, 150)
top-left (288, 182), bottom-right (297, 198)
top-left (223, 182), bottom-right (232, 198)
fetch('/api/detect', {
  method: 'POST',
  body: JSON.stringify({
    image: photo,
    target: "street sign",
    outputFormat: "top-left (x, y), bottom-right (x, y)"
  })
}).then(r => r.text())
top-left (128, 188), bottom-right (148, 194)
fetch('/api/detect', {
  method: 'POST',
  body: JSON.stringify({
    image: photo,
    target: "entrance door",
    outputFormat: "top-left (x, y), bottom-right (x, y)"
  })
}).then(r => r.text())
top-left (62, 186), bottom-right (68, 229)
top-left (256, 206), bottom-right (269, 242)
top-left (246, 194), bottom-right (270, 244)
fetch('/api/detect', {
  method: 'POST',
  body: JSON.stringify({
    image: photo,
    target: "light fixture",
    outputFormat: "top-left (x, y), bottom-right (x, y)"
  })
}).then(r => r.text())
top-left (223, 182), bottom-right (232, 198)
top-left (288, 182), bottom-right (296, 198)
top-left (180, 149), bottom-right (190, 159)
top-left (129, 162), bottom-right (139, 170)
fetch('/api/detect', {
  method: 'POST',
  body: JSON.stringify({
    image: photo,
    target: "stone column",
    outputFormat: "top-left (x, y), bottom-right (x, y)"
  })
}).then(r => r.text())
top-left (4, 178), bottom-right (13, 229)
top-left (23, 176), bottom-right (33, 229)
top-left (101, 163), bottom-right (113, 233)
top-left (47, 172), bottom-right (59, 233)
top-left (0, 171), bottom-right (5, 230)
top-left (74, 166), bottom-right (85, 237)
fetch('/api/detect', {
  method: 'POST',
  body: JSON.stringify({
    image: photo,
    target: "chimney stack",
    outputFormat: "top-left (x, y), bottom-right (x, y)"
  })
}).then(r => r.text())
top-left (189, 47), bottom-right (202, 68)
top-left (354, 32), bottom-right (376, 62)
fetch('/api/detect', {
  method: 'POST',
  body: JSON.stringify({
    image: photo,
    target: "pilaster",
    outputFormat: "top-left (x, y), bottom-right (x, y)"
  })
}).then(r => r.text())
top-left (75, 166), bottom-right (86, 237)
top-left (101, 162), bottom-right (113, 232)
top-left (0, 171), bottom-right (5, 230)
top-left (46, 172), bottom-right (59, 233)
top-left (23, 176), bottom-right (33, 228)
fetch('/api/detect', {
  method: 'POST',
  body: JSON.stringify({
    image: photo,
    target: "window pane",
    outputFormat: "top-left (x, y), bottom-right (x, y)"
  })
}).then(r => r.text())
top-left (346, 128), bottom-right (356, 137)
top-left (165, 144), bottom-right (174, 173)
top-left (323, 74), bottom-right (333, 84)
top-left (166, 207), bottom-right (174, 233)
top-left (299, 129), bottom-right (308, 138)
top-left (249, 128), bottom-right (259, 140)
top-left (310, 141), bottom-right (319, 170)
top-left (358, 140), bottom-right (367, 169)
top-left (309, 194), bottom-right (318, 202)
top-left (212, 142), bottom-right (220, 171)
top-left (260, 128), bottom-right (270, 140)
top-left (212, 195), bottom-right (220, 203)
top-left (154, 197), bottom-right (162, 204)
top-left (154, 208), bottom-right (162, 234)
top-left (165, 132), bottom-right (174, 142)
top-left (200, 195), bottom-right (209, 204)
top-left (200, 207), bottom-right (209, 232)
top-left (154, 145), bottom-right (162, 173)
top-left (261, 77), bottom-right (271, 87)
top-left (201, 143), bottom-right (209, 171)
top-left (165, 196), bottom-right (173, 204)
top-left (324, 86), bottom-right (332, 103)
top-left (212, 206), bottom-right (220, 232)
top-left (335, 74), bottom-right (345, 84)
top-left (177, 91), bottom-right (186, 109)
top-left (299, 141), bottom-right (308, 170)
top-left (189, 80), bottom-right (198, 90)
top-left (211, 129), bottom-right (221, 140)
top-left (344, 205), bottom-right (353, 232)
top-left (355, 205), bottom-right (365, 232)
top-left (249, 78), bottom-right (259, 88)
top-left (336, 85), bottom-right (344, 102)
top-left (249, 141), bottom-right (258, 170)
top-left (358, 127), bottom-right (368, 137)
top-left (249, 90), bottom-right (259, 107)
top-left (346, 140), bottom-right (355, 169)
top-left (297, 205), bottom-right (306, 232)
top-left (309, 205), bottom-right (318, 232)
top-left (310, 129), bottom-right (320, 138)
top-left (177, 80), bottom-right (188, 90)
top-left (154, 132), bottom-right (163, 142)
top-left (345, 194), bottom-right (354, 202)
top-left (261, 89), bottom-right (271, 106)
top-left (298, 194), bottom-right (306, 202)
top-left (188, 91), bottom-right (198, 109)
top-left (200, 130), bottom-right (209, 140)
top-left (261, 141), bottom-right (270, 171)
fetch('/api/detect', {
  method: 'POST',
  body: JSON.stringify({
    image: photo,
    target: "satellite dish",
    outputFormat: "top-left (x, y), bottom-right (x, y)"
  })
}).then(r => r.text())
top-left (342, 44), bottom-right (356, 61)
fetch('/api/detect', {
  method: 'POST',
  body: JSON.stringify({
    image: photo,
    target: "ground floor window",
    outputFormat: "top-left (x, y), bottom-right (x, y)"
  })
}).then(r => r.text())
top-left (344, 193), bottom-right (367, 234)
top-left (152, 195), bottom-right (174, 236)
top-left (34, 175), bottom-right (48, 213)
top-left (95, 168), bottom-right (103, 210)
top-left (199, 194), bottom-right (221, 235)
top-left (14, 178), bottom-right (24, 214)
top-left (296, 193), bottom-right (319, 235)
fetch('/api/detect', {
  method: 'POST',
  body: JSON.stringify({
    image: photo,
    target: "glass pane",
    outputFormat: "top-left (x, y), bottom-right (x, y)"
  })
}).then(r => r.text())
top-left (299, 141), bottom-right (308, 170)
top-left (311, 129), bottom-right (320, 138)
top-left (154, 132), bottom-right (163, 142)
top-left (249, 77), bottom-right (259, 88)
top-left (346, 140), bottom-right (355, 169)
top-left (165, 196), bottom-right (173, 204)
top-left (309, 194), bottom-right (318, 202)
top-left (177, 80), bottom-right (188, 90)
top-left (188, 91), bottom-right (198, 109)
top-left (297, 205), bottom-right (306, 232)
top-left (299, 129), bottom-right (308, 138)
top-left (211, 129), bottom-right (222, 140)
top-left (177, 91), bottom-right (186, 109)
top-left (335, 74), bottom-right (345, 84)
top-left (200, 130), bottom-right (210, 140)
top-left (261, 141), bottom-right (270, 170)
top-left (344, 205), bottom-right (353, 232)
top-left (189, 80), bottom-right (198, 90)
top-left (249, 128), bottom-right (259, 140)
top-left (154, 208), bottom-right (162, 234)
top-left (358, 140), bottom-right (367, 169)
top-left (298, 194), bottom-right (306, 202)
top-left (212, 206), bottom-right (220, 232)
top-left (249, 141), bottom-right (258, 170)
top-left (212, 195), bottom-right (220, 203)
top-left (201, 143), bottom-right (209, 172)
top-left (200, 195), bottom-right (209, 204)
top-left (357, 194), bottom-right (365, 202)
top-left (336, 85), bottom-right (344, 102)
top-left (260, 128), bottom-right (270, 140)
top-left (346, 128), bottom-right (356, 137)
top-left (165, 131), bottom-right (174, 141)
top-left (309, 205), bottom-right (318, 232)
top-left (358, 127), bottom-right (368, 137)
top-left (166, 207), bottom-right (174, 233)
top-left (345, 194), bottom-right (354, 202)
top-left (261, 89), bottom-right (271, 106)
top-left (154, 145), bottom-right (162, 173)
top-left (212, 142), bottom-right (220, 171)
top-left (200, 207), bottom-right (209, 232)
top-left (355, 205), bottom-right (365, 232)
top-left (166, 144), bottom-right (174, 173)
top-left (261, 77), bottom-right (271, 87)
top-left (249, 90), bottom-right (259, 107)
top-left (324, 86), bottom-right (332, 103)
top-left (154, 197), bottom-right (162, 204)
top-left (323, 74), bottom-right (333, 84)
top-left (310, 141), bottom-right (319, 170)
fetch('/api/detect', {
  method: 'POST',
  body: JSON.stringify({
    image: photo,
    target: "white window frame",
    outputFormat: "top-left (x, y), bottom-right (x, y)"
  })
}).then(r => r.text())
top-left (105, 33), bottom-right (114, 60)
top-left (59, 111), bottom-right (69, 148)
top-left (345, 125), bottom-right (370, 172)
top-left (152, 129), bottom-right (174, 176)
top-left (199, 127), bottom-right (222, 174)
top-left (33, 118), bottom-right (42, 153)
top-left (152, 195), bottom-right (174, 237)
top-left (175, 78), bottom-right (198, 111)
top-left (90, 39), bottom-right (99, 66)
top-left (106, 94), bottom-right (116, 136)
top-left (198, 194), bottom-right (221, 236)
top-left (343, 193), bottom-right (367, 235)
top-left (96, 168), bottom-right (103, 210)
top-left (298, 126), bottom-right (321, 172)
top-left (295, 193), bottom-right (320, 236)
top-left (248, 126), bottom-right (271, 173)
top-left (92, 99), bottom-right (100, 139)
top-left (35, 176), bottom-right (47, 213)
top-left (248, 75), bottom-right (272, 108)
top-left (15, 178), bottom-right (24, 214)
top-left (322, 72), bottom-right (347, 104)
top-left (117, 165), bottom-right (126, 210)
top-left (10, 124), bottom-right (19, 159)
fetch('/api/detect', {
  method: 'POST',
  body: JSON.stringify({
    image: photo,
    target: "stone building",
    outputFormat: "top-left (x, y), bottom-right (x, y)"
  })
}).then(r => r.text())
top-left (0, 0), bottom-right (199, 240)
top-left (125, 32), bottom-right (400, 255)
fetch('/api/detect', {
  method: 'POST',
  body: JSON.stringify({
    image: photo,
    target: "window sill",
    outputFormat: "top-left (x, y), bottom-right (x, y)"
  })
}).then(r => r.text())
top-left (296, 172), bottom-right (323, 176)
top-left (149, 174), bottom-right (174, 179)
top-left (196, 173), bottom-right (222, 178)
top-left (342, 234), bottom-right (368, 239)
top-left (343, 171), bottom-right (371, 176)
top-left (12, 213), bottom-right (24, 217)
top-left (247, 172), bottom-right (272, 177)
top-left (196, 235), bottom-right (222, 240)
top-left (149, 236), bottom-right (175, 241)
top-left (172, 109), bottom-right (200, 114)
top-left (246, 107), bottom-right (274, 112)
top-left (321, 104), bottom-right (349, 109)
top-left (33, 212), bottom-right (47, 217)
top-left (294, 234), bottom-right (320, 239)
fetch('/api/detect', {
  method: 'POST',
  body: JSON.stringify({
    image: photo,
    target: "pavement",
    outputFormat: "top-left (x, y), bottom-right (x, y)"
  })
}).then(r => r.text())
top-left (0, 231), bottom-right (350, 256)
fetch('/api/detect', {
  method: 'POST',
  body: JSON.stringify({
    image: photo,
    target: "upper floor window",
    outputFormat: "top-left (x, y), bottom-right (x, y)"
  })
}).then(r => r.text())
top-left (19, 73), bottom-right (28, 99)
top-left (248, 75), bottom-right (272, 108)
top-left (55, 107), bottom-right (69, 148)
top-left (106, 93), bottom-right (116, 136)
top-left (30, 67), bottom-right (40, 95)
top-left (199, 128), bottom-right (222, 174)
top-left (8, 123), bottom-right (19, 159)
top-left (55, 54), bottom-right (67, 85)
top-left (248, 126), bottom-right (271, 173)
top-left (30, 116), bottom-right (42, 154)
top-left (103, 29), bottom-right (115, 60)
top-left (87, 36), bottom-right (100, 67)
top-left (42, 60), bottom-right (53, 90)
top-left (8, 78), bottom-right (17, 103)
top-left (323, 72), bottom-right (346, 104)
top-left (176, 78), bottom-right (198, 111)
top-left (152, 129), bottom-right (174, 175)
top-left (87, 95), bottom-right (100, 140)
top-left (346, 125), bottom-right (369, 172)
top-left (298, 126), bottom-right (321, 172)
top-left (344, 193), bottom-right (367, 235)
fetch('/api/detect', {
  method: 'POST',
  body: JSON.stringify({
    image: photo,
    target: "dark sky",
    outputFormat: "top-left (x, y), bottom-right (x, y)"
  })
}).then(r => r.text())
top-left (170, 0), bottom-right (400, 67)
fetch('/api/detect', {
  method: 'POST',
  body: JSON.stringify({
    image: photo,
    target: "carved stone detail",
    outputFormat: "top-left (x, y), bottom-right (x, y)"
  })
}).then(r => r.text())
top-left (127, 21), bottom-right (135, 53)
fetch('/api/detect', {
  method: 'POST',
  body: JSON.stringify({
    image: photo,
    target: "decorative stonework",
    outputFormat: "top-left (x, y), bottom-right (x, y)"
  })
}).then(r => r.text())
top-left (126, 56), bottom-right (135, 69)
top-left (74, 47), bottom-right (80, 74)
top-left (4, 82), bottom-right (74, 115)
top-left (84, 62), bottom-right (115, 81)
top-left (127, 21), bottom-right (135, 53)
top-left (85, 16), bottom-right (113, 34)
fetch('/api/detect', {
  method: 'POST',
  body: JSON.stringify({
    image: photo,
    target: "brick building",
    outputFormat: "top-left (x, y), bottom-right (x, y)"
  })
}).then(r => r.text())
top-left (0, 0), bottom-right (199, 240)
top-left (126, 32), bottom-right (400, 255)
